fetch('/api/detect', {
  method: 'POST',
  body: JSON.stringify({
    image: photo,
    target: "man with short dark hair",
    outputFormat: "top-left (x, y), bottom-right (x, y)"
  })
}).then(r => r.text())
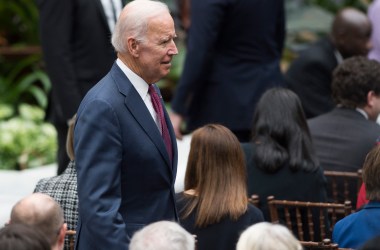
top-left (286, 7), bottom-right (373, 119)
top-left (308, 56), bottom-right (380, 207)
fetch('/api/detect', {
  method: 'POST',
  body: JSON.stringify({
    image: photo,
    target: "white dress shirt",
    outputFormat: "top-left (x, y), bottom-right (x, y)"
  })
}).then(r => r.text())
top-left (100, 0), bottom-right (123, 32)
top-left (116, 59), bottom-right (161, 131)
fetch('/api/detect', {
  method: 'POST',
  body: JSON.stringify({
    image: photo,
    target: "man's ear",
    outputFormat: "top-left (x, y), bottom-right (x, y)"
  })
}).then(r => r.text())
top-left (58, 223), bottom-right (67, 247)
top-left (367, 90), bottom-right (376, 107)
top-left (127, 37), bottom-right (140, 57)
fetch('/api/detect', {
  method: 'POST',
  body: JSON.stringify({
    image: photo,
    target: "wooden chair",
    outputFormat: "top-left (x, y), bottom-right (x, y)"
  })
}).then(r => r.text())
top-left (248, 194), bottom-right (260, 208)
top-left (65, 230), bottom-right (76, 250)
top-left (267, 196), bottom-right (352, 242)
top-left (301, 238), bottom-right (338, 249)
top-left (324, 169), bottom-right (362, 207)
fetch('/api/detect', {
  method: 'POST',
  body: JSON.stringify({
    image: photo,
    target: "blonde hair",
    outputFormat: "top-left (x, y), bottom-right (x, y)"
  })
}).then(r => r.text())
top-left (237, 222), bottom-right (302, 250)
top-left (181, 124), bottom-right (248, 227)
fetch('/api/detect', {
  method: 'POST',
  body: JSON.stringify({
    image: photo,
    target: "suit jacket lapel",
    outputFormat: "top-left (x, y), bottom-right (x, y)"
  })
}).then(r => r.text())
top-left (111, 64), bottom-right (173, 169)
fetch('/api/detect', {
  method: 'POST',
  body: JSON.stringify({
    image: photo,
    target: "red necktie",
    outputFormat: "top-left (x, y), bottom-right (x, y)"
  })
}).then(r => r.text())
top-left (149, 84), bottom-right (173, 161)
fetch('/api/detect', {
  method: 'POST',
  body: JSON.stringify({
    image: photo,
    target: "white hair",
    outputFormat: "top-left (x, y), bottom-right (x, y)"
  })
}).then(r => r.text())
top-left (236, 222), bottom-right (302, 250)
top-left (129, 221), bottom-right (195, 250)
top-left (111, 0), bottom-right (170, 53)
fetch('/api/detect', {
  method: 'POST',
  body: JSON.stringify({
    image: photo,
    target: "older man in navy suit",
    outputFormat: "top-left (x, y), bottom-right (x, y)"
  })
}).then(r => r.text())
top-left (74, 0), bottom-right (179, 249)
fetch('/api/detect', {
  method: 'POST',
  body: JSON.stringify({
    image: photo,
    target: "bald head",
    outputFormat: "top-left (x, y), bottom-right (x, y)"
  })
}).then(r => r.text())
top-left (10, 193), bottom-right (64, 246)
top-left (331, 7), bottom-right (372, 58)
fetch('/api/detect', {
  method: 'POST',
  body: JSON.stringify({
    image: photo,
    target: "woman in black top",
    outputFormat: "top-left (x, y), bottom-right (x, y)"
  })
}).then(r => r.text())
top-left (242, 87), bottom-right (327, 241)
top-left (176, 124), bottom-right (264, 250)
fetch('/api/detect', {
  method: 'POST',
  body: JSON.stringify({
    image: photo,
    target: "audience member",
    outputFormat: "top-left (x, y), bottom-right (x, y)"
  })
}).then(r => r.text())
top-left (74, 0), bottom-right (179, 249)
top-left (34, 114), bottom-right (78, 250)
top-left (10, 193), bottom-right (66, 250)
top-left (333, 145), bottom-right (380, 249)
top-left (0, 223), bottom-right (50, 250)
top-left (357, 183), bottom-right (369, 210)
top-left (176, 124), bottom-right (264, 250)
top-left (308, 56), bottom-right (380, 207)
top-left (286, 7), bottom-right (372, 119)
top-left (236, 222), bottom-right (302, 250)
top-left (129, 221), bottom-right (195, 250)
top-left (170, 0), bottom-right (285, 142)
top-left (368, 0), bottom-right (380, 62)
top-left (36, 0), bottom-right (126, 174)
top-left (242, 87), bottom-right (327, 240)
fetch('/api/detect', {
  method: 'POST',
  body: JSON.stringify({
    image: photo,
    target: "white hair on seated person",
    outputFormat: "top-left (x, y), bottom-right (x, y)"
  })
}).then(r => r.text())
top-left (129, 221), bottom-right (195, 250)
top-left (236, 222), bottom-right (302, 250)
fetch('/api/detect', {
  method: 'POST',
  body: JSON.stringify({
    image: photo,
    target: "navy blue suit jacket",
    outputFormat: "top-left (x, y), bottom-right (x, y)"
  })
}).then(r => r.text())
top-left (286, 37), bottom-right (338, 119)
top-left (171, 0), bottom-right (285, 132)
top-left (74, 63), bottom-right (178, 249)
top-left (37, 0), bottom-right (126, 124)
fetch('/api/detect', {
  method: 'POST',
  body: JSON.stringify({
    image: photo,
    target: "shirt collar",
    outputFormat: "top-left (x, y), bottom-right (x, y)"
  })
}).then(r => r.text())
top-left (116, 58), bottom-right (149, 100)
top-left (334, 49), bottom-right (344, 64)
top-left (356, 108), bottom-right (369, 120)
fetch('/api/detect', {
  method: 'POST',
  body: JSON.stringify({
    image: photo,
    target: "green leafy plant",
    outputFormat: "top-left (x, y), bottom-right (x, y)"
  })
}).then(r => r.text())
top-left (0, 104), bottom-right (57, 170)
top-left (0, 0), bottom-right (40, 46)
top-left (308, 0), bottom-right (370, 13)
top-left (0, 54), bottom-right (50, 110)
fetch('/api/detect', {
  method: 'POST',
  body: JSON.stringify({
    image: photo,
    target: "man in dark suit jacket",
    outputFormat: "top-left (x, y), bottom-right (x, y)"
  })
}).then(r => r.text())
top-left (74, 0), bottom-right (179, 249)
top-left (308, 56), bottom-right (380, 206)
top-left (286, 7), bottom-right (372, 119)
top-left (36, 0), bottom-right (126, 174)
top-left (170, 0), bottom-right (285, 142)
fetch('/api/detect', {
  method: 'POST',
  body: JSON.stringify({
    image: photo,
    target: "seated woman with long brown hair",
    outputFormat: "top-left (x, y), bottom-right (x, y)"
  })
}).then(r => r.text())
top-left (176, 124), bottom-right (264, 250)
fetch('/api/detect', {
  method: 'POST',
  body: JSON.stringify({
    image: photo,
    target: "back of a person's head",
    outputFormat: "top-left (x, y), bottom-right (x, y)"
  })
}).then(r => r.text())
top-left (129, 221), bottom-right (195, 250)
top-left (331, 7), bottom-right (371, 58)
top-left (362, 145), bottom-right (380, 201)
top-left (236, 222), bottom-right (302, 250)
top-left (186, 124), bottom-right (246, 192)
top-left (0, 223), bottom-right (50, 250)
top-left (112, 0), bottom-right (169, 53)
top-left (252, 87), bottom-right (307, 138)
top-left (10, 193), bottom-right (65, 247)
top-left (183, 124), bottom-right (248, 227)
top-left (332, 56), bottom-right (380, 108)
top-left (251, 87), bottom-right (318, 173)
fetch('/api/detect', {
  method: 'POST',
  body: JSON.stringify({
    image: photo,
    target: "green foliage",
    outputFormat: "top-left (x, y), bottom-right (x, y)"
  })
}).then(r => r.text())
top-left (0, 54), bottom-right (51, 110)
top-left (0, 104), bottom-right (57, 170)
top-left (308, 0), bottom-right (370, 13)
top-left (0, 1), bottom-right (55, 170)
top-left (0, 0), bottom-right (40, 46)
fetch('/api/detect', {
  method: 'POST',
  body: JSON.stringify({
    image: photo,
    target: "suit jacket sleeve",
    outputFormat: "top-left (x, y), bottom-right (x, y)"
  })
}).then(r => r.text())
top-left (74, 99), bottom-right (129, 249)
top-left (171, 0), bottom-right (228, 116)
top-left (37, 0), bottom-right (83, 121)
